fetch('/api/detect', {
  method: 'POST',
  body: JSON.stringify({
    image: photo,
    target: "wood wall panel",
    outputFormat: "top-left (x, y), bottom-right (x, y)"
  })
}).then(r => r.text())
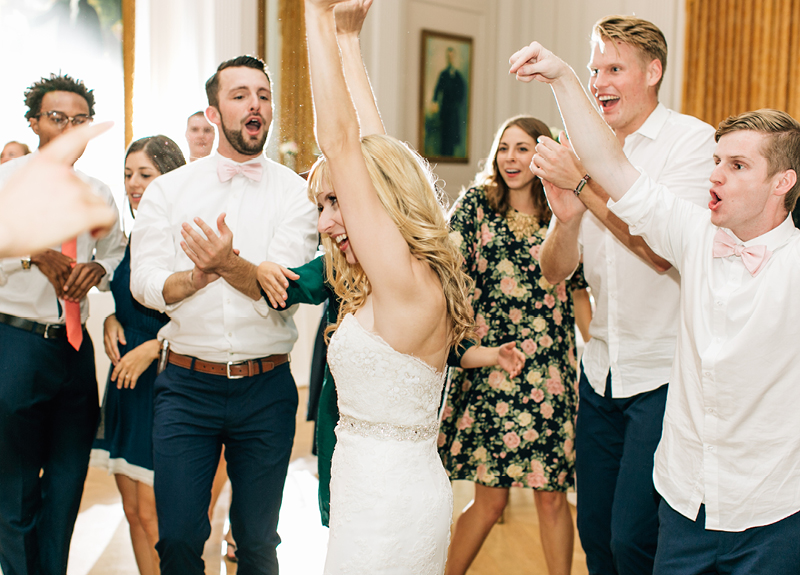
top-left (683, 0), bottom-right (800, 128)
top-left (278, 0), bottom-right (315, 173)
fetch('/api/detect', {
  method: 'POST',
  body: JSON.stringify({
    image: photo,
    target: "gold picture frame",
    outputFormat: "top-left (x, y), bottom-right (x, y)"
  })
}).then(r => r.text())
top-left (418, 30), bottom-right (473, 164)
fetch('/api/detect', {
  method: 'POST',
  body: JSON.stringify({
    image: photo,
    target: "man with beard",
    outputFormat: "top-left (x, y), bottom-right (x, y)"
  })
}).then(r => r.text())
top-left (130, 55), bottom-right (317, 574)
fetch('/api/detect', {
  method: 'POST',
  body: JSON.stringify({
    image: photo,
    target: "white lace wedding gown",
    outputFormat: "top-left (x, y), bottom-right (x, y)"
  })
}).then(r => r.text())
top-left (323, 313), bottom-right (452, 574)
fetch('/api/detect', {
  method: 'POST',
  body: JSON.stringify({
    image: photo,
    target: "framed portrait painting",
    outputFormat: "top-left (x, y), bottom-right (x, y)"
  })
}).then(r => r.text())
top-left (419, 30), bottom-right (472, 163)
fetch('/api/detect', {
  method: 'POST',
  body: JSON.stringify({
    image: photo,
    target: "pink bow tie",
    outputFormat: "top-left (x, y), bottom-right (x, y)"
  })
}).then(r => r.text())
top-left (712, 229), bottom-right (771, 276)
top-left (217, 160), bottom-right (263, 183)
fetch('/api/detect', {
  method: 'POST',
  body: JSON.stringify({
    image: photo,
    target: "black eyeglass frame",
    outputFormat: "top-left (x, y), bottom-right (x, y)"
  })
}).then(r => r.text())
top-left (35, 110), bottom-right (94, 128)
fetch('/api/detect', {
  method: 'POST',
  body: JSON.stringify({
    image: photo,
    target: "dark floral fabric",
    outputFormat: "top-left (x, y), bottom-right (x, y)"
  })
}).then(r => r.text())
top-left (438, 186), bottom-right (587, 491)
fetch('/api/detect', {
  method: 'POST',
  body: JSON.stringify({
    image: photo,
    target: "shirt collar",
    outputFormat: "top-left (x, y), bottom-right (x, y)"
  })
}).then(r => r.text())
top-left (214, 151), bottom-right (266, 167)
top-left (720, 215), bottom-right (797, 252)
top-left (630, 102), bottom-right (668, 141)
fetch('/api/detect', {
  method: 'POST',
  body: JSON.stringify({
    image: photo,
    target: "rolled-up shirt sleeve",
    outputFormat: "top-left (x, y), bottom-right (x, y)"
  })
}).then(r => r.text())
top-left (609, 171), bottom-right (707, 272)
top-left (130, 180), bottom-right (180, 313)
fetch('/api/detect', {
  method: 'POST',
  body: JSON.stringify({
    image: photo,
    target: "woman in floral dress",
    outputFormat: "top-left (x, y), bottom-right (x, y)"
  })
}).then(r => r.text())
top-left (439, 116), bottom-right (590, 575)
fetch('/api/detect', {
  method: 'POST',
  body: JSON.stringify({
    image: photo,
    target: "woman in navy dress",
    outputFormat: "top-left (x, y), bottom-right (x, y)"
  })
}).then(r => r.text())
top-left (91, 136), bottom-right (185, 575)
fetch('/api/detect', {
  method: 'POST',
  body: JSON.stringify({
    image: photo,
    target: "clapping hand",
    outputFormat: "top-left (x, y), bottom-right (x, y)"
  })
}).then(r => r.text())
top-left (180, 213), bottom-right (236, 276)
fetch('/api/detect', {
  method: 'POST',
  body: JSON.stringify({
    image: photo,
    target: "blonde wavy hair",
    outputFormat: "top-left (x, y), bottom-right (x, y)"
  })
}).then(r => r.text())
top-left (307, 134), bottom-right (475, 349)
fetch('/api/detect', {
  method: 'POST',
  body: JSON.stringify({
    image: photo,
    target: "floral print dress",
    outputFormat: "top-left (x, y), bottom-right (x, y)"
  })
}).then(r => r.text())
top-left (438, 186), bottom-right (586, 491)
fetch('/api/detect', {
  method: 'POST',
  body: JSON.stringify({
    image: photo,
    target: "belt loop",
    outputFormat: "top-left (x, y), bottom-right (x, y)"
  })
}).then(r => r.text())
top-left (190, 357), bottom-right (196, 372)
top-left (248, 360), bottom-right (255, 378)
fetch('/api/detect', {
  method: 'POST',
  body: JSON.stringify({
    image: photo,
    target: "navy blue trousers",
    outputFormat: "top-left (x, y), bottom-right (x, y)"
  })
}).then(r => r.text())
top-left (0, 323), bottom-right (98, 575)
top-left (152, 362), bottom-right (297, 575)
top-left (654, 501), bottom-right (800, 575)
top-left (575, 368), bottom-right (668, 575)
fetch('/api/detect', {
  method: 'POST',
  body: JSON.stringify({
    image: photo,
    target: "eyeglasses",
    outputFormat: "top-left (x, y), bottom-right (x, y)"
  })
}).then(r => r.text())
top-left (36, 110), bottom-right (93, 129)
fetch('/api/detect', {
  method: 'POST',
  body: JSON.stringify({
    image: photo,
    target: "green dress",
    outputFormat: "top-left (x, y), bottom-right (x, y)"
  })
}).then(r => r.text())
top-left (438, 186), bottom-right (586, 491)
top-left (262, 256), bottom-right (339, 526)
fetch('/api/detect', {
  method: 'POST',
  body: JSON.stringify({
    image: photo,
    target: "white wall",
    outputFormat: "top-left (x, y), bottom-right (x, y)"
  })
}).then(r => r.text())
top-left (360, 0), bottom-right (684, 199)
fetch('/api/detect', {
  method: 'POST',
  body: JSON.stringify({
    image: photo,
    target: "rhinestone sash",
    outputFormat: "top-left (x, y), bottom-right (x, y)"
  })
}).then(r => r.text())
top-left (338, 414), bottom-right (439, 442)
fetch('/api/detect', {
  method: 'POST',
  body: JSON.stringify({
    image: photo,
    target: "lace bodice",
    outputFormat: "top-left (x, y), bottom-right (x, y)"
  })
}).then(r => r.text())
top-left (324, 313), bottom-right (452, 574)
top-left (327, 314), bottom-right (445, 431)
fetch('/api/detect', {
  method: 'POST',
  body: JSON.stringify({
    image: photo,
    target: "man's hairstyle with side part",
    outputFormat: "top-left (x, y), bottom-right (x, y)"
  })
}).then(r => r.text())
top-left (205, 55), bottom-right (270, 109)
top-left (716, 109), bottom-right (800, 213)
top-left (592, 15), bottom-right (668, 93)
top-left (24, 73), bottom-right (95, 120)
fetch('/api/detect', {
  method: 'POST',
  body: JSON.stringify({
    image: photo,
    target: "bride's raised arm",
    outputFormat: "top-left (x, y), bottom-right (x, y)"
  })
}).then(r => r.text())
top-left (304, 0), bottom-right (425, 305)
top-left (334, 0), bottom-right (384, 138)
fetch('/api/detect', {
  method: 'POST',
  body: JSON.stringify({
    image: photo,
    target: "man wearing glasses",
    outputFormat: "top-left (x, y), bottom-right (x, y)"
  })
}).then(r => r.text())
top-left (0, 73), bottom-right (125, 575)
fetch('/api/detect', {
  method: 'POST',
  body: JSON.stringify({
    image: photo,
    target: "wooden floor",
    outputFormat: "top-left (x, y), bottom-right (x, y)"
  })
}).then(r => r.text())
top-left (60, 387), bottom-right (587, 574)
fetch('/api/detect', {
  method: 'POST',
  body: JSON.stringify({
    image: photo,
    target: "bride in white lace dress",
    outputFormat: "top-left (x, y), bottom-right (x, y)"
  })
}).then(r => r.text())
top-left (304, 1), bottom-right (475, 572)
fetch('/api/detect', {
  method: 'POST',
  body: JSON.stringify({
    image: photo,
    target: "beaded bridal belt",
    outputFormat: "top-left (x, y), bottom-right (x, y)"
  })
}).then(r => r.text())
top-left (338, 414), bottom-right (439, 442)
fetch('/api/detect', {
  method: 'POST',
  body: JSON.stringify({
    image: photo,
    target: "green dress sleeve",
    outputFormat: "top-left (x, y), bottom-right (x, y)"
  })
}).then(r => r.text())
top-left (261, 255), bottom-right (328, 308)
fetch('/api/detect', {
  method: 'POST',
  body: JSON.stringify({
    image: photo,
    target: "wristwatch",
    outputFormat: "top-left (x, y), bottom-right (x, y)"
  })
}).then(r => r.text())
top-left (21, 257), bottom-right (32, 270)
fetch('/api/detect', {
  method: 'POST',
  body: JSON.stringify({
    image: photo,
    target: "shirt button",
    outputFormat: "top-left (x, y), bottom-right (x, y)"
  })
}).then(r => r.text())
top-left (707, 445), bottom-right (713, 451)
top-left (228, 332), bottom-right (233, 337)
top-left (716, 300), bottom-right (722, 306)
top-left (706, 407), bottom-right (714, 415)
top-left (703, 371), bottom-right (711, 377)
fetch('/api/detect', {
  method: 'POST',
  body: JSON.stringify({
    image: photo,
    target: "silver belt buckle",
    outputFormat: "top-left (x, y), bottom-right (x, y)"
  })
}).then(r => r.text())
top-left (226, 361), bottom-right (244, 380)
top-left (43, 323), bottom-right (55, 339)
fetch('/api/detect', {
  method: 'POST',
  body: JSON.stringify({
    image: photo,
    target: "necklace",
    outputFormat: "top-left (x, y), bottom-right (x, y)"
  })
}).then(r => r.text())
top-left (505, 208), bottom-right (539, 240)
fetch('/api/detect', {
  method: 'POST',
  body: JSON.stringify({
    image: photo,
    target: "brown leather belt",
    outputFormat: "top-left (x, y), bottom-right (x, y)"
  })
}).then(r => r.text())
top-left (167, 350), bottom-right (289, 379)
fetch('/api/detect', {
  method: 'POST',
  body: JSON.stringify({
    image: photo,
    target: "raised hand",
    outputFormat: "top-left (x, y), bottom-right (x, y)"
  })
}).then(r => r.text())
top-left (334, 0), bottom-right (372, 37)
top-left (306, 0), bottom-right (349, 11)
top-left (257, 261), bottom-right (300, 308)
top-left (103, 313), bottom-right (126, 365)
top-left (497, 342), bottom-right (526, 378)
top-left (508, 41), bottom-right (570, 84)
top-left (0, 122), bottom-right (116, 258)
top-left (531, 132), bottom-right (588, 223)
top-left (180, 213), bottom-right (235, 275)
top-left (533, 132), bottom-right (587, 189)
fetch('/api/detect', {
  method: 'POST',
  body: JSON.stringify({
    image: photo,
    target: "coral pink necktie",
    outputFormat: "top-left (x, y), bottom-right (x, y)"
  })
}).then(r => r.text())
top-left (712, 229), bottom-right (772, 276)
top-left (61, 238), bottom-right (82, 350)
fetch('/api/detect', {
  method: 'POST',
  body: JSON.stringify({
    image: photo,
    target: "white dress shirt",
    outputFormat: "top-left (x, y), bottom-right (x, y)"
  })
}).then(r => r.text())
top-left (130, 153), bottom-right (318, 362)
top-left (0, 154), bottom-right (126, 323)
top-left (580, 104), bottom-right (717, 397)
top-left (611, 172), bottom-right (800, 531)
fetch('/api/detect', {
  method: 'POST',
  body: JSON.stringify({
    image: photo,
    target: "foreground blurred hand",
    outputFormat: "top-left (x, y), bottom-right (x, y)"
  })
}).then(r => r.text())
top-left (0, 122), bottom-right (116, 258)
